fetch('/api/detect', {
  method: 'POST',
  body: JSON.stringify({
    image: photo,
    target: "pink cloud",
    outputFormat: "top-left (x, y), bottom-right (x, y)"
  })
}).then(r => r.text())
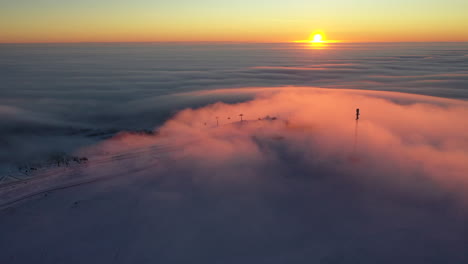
top-left (82, 87), bottom-right (468, 195)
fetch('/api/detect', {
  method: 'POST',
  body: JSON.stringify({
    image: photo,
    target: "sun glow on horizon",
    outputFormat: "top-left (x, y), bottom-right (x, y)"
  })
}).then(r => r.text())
top-left (293, 31), bottom-right (340, 45)
top-left (292, 31), bottom-right (341, 49)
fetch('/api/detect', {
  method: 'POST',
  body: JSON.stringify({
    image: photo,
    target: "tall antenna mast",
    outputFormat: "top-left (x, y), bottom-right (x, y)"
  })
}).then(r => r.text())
top-left (352, 108), bottom-right (360, 161)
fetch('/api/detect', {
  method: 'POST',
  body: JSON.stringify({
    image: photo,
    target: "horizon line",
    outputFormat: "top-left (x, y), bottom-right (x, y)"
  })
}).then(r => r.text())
top-left (1, 40), bottom-right (468, 45)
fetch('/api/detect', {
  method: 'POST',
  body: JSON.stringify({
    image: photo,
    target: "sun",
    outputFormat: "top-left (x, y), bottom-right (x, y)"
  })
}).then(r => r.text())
top-left (311, 34), bottom-right (323, 43)
top-left (292, 31), bottom-right (339, 47)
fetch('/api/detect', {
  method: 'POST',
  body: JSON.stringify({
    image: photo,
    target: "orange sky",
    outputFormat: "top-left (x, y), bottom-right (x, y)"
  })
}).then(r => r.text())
top-left (1, 0), bottom-right (467, 43)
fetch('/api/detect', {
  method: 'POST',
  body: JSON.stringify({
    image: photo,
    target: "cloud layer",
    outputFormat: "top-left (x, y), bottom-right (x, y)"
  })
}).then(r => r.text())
top-left (1, 43), bottom-right (467, 169)
top-left (1, 42), bottom-right (468, 263)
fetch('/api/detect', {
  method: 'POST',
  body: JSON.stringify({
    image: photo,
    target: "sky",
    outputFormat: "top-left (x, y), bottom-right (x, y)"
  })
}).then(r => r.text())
top-left (1, 0), bottom-right (468, 43)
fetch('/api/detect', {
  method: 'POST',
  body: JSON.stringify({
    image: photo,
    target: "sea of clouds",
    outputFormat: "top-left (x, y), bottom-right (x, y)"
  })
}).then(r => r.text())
top-left (1, 43), bottom-right (468, 262)
top-left (0, 42), bottom-right (467, 171)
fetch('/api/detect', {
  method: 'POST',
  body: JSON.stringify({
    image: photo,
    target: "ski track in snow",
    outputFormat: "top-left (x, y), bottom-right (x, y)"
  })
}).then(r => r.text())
top-left (0, 140), bottom-right (191, 209)
top-left (0, 120), bottom-right (254, 209)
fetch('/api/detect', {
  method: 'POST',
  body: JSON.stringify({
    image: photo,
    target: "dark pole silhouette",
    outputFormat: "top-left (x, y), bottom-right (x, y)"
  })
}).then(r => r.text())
top-left (239, 114), bottom-right (244, 122)
top-left (216, 116), bottom-right (219, 127)
top-left (351, 108), bottom-right (360, 162)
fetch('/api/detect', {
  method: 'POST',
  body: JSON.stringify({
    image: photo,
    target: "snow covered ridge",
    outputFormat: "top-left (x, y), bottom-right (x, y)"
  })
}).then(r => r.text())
top-left (2, 87), bottom-right (468, 263)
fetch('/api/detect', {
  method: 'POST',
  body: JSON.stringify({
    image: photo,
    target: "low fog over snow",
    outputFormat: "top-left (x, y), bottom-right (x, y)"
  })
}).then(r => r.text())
top-left (1, 88), bottom-right (468, 263)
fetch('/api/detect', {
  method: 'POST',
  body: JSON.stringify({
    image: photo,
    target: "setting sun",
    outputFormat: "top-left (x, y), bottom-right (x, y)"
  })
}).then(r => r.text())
top-left (293, 31), bottom-right (339, 45)
top-left (311, 34), bottom-right (323, 43)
